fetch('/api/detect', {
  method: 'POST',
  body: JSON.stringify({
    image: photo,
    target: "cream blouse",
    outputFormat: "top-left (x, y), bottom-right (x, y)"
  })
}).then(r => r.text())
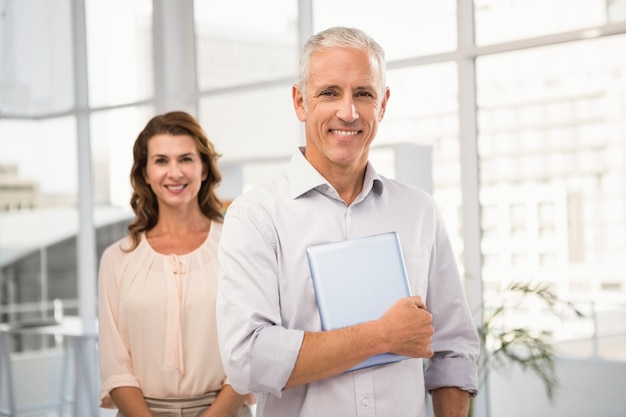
top-left (98, 222), bottom-right (227, 408)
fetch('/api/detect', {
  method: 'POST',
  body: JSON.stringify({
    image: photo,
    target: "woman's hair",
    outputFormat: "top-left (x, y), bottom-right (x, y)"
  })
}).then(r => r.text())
top-left (124, 110), bottom-right (223, 251)
top-left (297, 26), bottom-right (387, 100)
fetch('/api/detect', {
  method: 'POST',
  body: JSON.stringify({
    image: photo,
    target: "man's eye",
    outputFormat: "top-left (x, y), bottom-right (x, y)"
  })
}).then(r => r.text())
top-left (320, 91), bottom-right (335, 97)
top-left (356, 91), bottom-right (373, 98)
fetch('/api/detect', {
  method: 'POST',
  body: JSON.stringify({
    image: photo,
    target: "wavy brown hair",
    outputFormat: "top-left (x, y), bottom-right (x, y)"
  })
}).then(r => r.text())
top-left (124, 111), bottom-right (223, 252)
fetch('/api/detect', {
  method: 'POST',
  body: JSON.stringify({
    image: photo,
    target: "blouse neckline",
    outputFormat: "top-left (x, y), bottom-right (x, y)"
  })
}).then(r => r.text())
top-left (141, 223), bottom-right (214, 258)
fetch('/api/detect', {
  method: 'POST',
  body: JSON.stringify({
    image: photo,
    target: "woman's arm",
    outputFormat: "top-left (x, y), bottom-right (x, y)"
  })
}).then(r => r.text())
top-left (202, 385), bottom-right (254, 417)
top-left (110, 386), bottom-right (153, 417)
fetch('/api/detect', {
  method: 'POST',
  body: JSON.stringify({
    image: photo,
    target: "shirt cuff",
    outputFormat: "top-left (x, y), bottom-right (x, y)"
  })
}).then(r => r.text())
top-left (424, 354), bottom-right (479, 396)
top-left (249, 326), bottom-right (304, 397)
top-left (100, 374), bottom-right (141, 408)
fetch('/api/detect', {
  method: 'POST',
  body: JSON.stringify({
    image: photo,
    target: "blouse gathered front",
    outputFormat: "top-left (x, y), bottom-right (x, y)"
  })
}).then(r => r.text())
top-left (98, 222), bottom-right (226, 408)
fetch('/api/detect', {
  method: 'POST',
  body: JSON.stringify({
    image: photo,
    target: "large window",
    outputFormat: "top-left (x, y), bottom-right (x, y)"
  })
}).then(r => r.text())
top-left (90, 106), bottom-right (154, 207)
top-left (475, 0), bottom-right (626, 45)
top-left (0, 0), bottom-right (74, 116)
top-left (194, 0), bottom-right (298, 90)
top-left (382, 63), bottom-right (463, 261)
top-left (313, 0), bottom-right (457, 59)
top-left (477, 34), bottom-right (626, 345)
top-left (194, 0), bottom-right (300, 196)
top-left (85, 0), bottom-right (153, 108)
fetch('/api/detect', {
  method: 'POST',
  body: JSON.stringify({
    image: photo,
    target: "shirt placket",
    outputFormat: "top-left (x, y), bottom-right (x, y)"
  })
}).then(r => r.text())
top-left (354, 370), bottom-right (376, 417)
top-left (163, 254), bottom-right (185, 374)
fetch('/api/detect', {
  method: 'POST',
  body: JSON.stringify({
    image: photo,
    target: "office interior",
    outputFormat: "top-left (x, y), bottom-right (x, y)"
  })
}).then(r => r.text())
top-left (1, 0), bottom-right (625, 416)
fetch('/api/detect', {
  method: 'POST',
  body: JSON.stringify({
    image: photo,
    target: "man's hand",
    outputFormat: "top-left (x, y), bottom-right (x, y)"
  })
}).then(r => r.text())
top-left (379, 295), bottom-right (434, 358)
top-left (286, 295), bottom-right (434, 387)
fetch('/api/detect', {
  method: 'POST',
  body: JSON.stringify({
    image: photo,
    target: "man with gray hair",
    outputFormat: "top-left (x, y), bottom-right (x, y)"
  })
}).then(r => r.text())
top-left (216, 26), bottom-right (479, 417)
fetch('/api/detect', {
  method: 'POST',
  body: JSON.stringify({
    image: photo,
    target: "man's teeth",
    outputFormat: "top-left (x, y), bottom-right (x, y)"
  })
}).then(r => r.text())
top-left (332, 130), bottom-right (359, 136)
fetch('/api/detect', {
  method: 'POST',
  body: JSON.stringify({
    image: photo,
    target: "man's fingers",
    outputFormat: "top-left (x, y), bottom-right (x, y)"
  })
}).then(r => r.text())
top-left (408, 295), bottom-right (426, 310)
top-left (424, 345), bottom-right (434, 358)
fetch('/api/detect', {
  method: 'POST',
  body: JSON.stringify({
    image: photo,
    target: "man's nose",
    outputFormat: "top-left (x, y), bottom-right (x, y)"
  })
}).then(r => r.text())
top-left (337, 96), bottom-right (359, 122)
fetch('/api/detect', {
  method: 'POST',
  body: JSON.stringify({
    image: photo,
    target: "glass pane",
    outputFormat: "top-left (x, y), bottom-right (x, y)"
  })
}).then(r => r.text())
top-left (90, 106), bottom-right (154, 209)
top-left (475, 0), bottom-right (623, 46)
top-left (381, 63), bottom-right (463, 265)
top-left (0, 208), bottom-right (80, 337)
top-left (0, 0), bottom-right (74, 115)
top-left (218, 160), bottom-right (290, 203)
top-left (0, 117), bottom-right (78, 206)
top-left (0, 116), bottom-right (78, 344)
top-left (198, 84), bottom-right (300, 161)
top-left (85, 0), bottom-right (153, 107)
top-left (199, 84), bottom-right (301, 202)
top-left (312, 0), bottom-right (457, 60)
top-left (476, 35), bottom-right (626, 355)
top-left (609, 0), bottom-right (626, 20)
top-left (194, 0), bottom-right (298, 90)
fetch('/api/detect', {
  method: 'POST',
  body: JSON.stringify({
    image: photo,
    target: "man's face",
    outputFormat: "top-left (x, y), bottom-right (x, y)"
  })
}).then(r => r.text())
top-left (292, 47), bottom-right (389, 173)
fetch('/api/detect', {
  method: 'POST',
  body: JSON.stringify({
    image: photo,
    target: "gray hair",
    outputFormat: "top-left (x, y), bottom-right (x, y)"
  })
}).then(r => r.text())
top-left (297, 26), bottom-right (387, 100)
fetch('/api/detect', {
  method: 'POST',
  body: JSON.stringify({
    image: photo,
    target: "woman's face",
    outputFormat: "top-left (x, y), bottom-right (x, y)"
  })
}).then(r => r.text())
top-left (144, 134), bottom-right (207, 211)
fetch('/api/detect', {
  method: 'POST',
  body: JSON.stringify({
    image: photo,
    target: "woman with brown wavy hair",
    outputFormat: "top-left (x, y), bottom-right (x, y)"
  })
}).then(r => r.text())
top-left (97, 111), bottom-right (253, 417)
top-left (125, 111), bottom-right (224, 252)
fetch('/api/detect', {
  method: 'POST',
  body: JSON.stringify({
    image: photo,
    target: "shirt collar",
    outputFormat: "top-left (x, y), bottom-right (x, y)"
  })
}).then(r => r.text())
top-left (287, 147), bottom-right (384, 201)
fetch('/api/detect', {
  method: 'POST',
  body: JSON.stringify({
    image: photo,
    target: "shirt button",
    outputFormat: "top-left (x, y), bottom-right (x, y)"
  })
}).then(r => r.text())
top-left (362, 397), bottom-right (369, 407)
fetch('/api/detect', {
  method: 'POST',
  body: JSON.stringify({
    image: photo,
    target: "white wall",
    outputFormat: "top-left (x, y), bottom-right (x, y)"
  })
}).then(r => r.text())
top-left (490, 356), bottom-right (626, 417)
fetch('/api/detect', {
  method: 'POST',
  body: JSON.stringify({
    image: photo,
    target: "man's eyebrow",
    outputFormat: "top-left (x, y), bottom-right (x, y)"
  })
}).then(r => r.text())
top-left (313, 84), bottom-right (340, 92)
top-left (314, 85), bottom-right (375, 93)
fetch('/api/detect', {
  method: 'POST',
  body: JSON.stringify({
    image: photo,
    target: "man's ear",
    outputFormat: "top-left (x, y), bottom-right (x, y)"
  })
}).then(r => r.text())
top-left (379, 87), bottom-right (390, 122)
top-left (292, 84), bottom-right (307, 122)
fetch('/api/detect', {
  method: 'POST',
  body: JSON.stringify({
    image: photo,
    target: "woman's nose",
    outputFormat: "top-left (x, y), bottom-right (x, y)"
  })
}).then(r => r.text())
top-left (168, 162), bottom-right (183, 178)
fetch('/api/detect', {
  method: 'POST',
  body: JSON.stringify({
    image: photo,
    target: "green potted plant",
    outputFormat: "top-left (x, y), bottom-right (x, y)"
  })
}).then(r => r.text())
top-left (471, 281), bottom-right (584, 416)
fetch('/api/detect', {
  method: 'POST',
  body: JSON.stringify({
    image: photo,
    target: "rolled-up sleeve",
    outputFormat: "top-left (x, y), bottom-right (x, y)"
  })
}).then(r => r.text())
top-left (97, 245), bottom-right (141, 408)
top-left (216, 204), bottom-right (304, 397)
top-left (424, 210), bottom-right (480, 395)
